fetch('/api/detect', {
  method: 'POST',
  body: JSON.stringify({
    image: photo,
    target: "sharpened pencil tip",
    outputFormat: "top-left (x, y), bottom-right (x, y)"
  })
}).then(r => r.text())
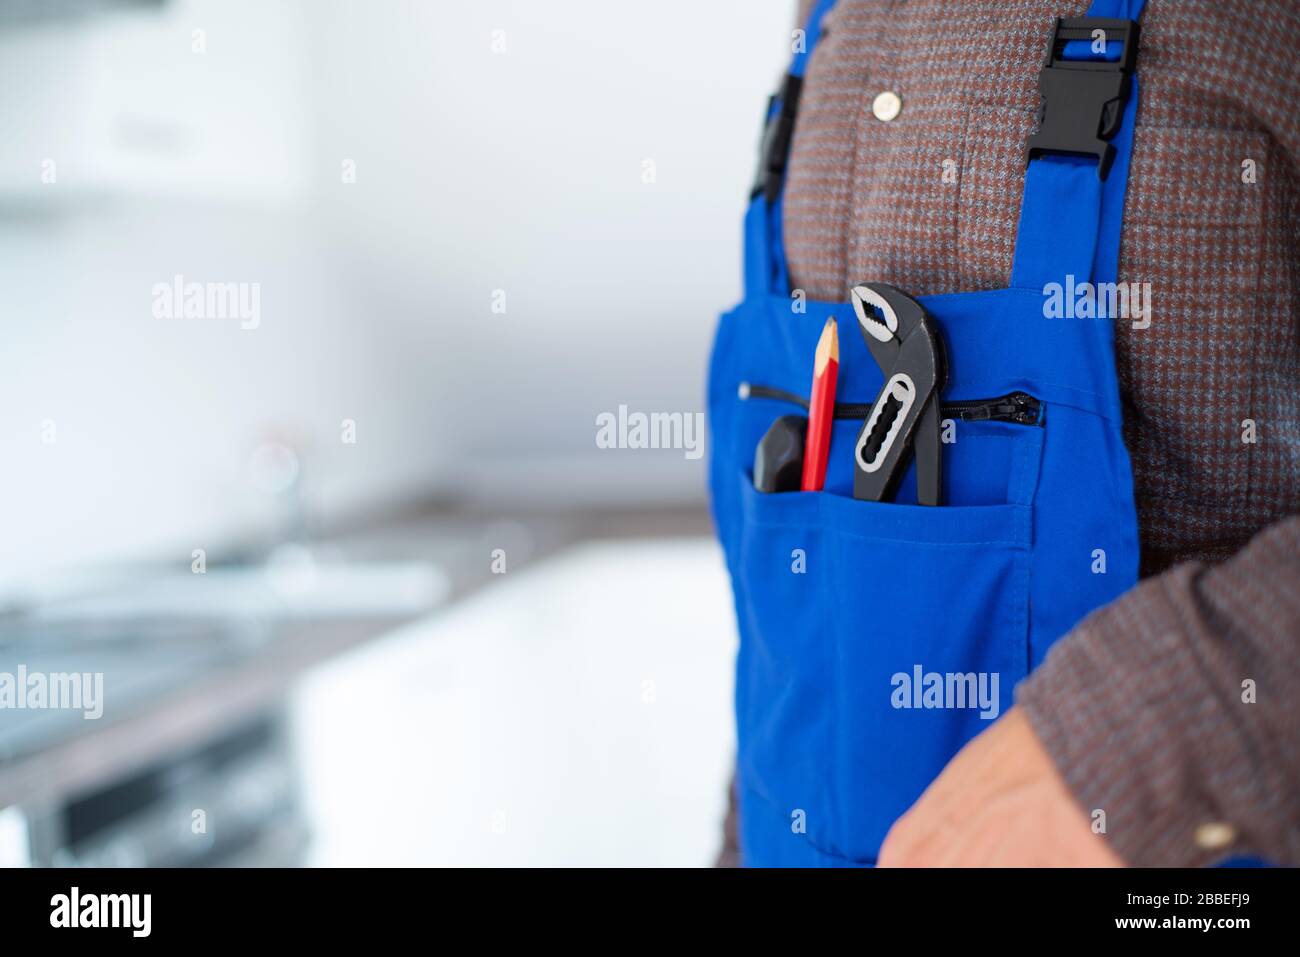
top-left (816, 317), bottom-right (839, 370)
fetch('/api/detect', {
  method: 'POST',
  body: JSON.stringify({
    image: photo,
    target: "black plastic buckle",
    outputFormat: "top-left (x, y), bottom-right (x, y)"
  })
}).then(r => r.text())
top-left (1025, 17), bottom-right (1140, 180)
top-left (751, 73), bottom-right (803, 202)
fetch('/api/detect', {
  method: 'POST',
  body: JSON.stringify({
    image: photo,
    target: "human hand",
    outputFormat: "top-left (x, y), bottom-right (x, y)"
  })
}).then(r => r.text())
top-left (876, 707), bottom-right (1123, 867)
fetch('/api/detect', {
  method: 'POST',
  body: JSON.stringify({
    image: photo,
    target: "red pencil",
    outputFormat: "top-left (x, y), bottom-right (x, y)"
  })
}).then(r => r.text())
top-left (801, 317), bottom-right (839, 491)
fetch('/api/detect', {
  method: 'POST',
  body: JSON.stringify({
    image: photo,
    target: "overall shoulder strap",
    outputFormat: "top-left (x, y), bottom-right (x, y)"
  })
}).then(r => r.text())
top-left (744, 0), bottom-right (1147, 301)
top-left (1009, 0), bottom-right (1148, 289)
top-left (744, 0), bottom-right (839, 300)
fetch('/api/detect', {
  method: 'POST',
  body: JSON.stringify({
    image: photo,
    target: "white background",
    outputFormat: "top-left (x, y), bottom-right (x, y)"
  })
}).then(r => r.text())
top-left (0, 0), bottom-right (792, 585)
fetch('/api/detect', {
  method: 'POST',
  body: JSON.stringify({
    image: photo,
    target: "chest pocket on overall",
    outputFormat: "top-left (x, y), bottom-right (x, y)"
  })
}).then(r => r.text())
top-left (708, 0), bottom-right (1146, 866)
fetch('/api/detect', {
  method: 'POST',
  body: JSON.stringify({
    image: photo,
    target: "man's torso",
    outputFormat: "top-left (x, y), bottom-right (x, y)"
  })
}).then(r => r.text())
top-left (784, 0), bottom-right (1300, 574)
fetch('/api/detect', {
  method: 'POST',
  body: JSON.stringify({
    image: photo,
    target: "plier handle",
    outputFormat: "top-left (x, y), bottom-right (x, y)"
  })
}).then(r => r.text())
top-left (849, 283), bottom-right (948, 505)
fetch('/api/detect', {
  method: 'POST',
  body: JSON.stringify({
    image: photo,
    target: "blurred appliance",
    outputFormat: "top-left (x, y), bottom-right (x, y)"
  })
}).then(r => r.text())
top-left (0, 0), bottom-right (309, 205)
top-left (18, 709), bottom-right (306, 867)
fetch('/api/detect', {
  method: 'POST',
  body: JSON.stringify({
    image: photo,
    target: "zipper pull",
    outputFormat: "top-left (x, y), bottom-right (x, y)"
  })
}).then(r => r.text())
top-left (949, 392), bottom-right (1041, 425)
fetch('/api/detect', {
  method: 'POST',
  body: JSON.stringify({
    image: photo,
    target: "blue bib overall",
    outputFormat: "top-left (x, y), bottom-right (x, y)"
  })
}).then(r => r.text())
top-left (708, 0), bottom-right (1147, 866)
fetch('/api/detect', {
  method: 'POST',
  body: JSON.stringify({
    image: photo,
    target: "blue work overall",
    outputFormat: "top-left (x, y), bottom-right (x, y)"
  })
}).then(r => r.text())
top-left (708, 0), bottom-right (1147, 866)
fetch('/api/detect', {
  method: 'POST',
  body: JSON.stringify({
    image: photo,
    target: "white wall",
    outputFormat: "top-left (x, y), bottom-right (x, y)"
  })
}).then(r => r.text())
top-left (0, 0), bottom-right (792, 588)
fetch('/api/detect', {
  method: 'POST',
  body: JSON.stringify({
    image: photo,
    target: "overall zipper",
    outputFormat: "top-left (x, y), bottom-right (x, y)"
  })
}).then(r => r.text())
top-left (739, 383), bottom-right (1043, 426)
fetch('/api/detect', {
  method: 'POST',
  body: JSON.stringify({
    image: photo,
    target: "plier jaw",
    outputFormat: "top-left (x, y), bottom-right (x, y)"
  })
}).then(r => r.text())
top-left (849, 283), bottom-right (948, 505)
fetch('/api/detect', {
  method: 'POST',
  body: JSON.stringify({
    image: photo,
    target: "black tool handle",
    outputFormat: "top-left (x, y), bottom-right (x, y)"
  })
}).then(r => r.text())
top-left (853, 374), bottom-right (920, 502)
top-left (913, 396), bottom-right (942, 506)
top-left (753, 415), bottom-right (807, 493)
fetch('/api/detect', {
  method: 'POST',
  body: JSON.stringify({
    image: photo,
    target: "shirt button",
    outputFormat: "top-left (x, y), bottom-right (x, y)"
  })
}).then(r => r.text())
top-left (872, 91), bottom-right (902, 122)
top-left (1194, 822), bottom-right (1236, 851)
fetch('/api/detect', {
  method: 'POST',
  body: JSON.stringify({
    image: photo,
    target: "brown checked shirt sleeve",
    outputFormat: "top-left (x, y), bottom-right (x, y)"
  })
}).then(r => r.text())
top-left (1016, 515), bottom-right (1300, 866)
top-left (718, 0), bottom-right (1300, 866)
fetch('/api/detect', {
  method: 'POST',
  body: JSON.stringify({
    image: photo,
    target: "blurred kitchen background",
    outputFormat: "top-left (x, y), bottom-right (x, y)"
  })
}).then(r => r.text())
top-left (0, 0), bottom-right (790, 865)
